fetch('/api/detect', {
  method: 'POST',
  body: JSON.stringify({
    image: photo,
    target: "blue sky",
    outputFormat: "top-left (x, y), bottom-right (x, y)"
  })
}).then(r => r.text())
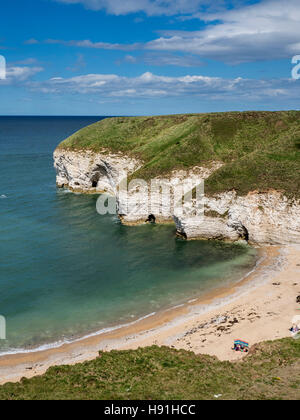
top-left (0, 0), bottom-right (300, 115)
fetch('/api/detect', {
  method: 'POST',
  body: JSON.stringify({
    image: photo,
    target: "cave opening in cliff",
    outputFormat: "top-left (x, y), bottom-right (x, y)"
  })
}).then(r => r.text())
top-left (91, 165), bottom-right (110, 188)
top-left (91, 173), bottom-right (100, 188)
top-left (146, 214), bottom-right (156, 224)
top-left (244, 226), bottom-right (249, 242)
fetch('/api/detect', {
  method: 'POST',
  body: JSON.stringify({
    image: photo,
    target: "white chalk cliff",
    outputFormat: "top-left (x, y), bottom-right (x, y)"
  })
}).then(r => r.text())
top-left (54, 149), bottom-right (141, 194)
top-left (54, 149), bottom-right (300, 245)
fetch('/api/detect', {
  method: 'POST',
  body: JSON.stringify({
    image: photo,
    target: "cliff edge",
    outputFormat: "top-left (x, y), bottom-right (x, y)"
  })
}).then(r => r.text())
top-left (54, 111), bottom-right (300, 245)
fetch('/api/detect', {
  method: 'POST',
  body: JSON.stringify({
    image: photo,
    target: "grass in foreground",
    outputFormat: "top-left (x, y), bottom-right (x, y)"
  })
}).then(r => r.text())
top-left (0, 338), bottom-right (299, 400)
top-left (57, 111), bottom-right (300, 198)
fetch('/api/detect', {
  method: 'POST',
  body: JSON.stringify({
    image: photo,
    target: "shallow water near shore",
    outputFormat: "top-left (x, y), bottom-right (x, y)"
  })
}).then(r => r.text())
top-left (0, 117), bottom-right (257, 354)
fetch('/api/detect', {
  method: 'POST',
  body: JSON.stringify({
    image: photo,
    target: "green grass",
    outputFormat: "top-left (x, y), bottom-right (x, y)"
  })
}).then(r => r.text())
top-left (57, 111), bottom-right (300, 198)
top-left (0, 338), bottom-right (299, 400)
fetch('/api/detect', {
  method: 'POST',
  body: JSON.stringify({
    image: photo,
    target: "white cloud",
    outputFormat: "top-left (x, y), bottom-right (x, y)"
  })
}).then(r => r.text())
top-left (146, 0), bottom-right (300, 63)
top-left (119, 53), bottom-right (204, 67)
top-left (144, 53), bottom-right (204, 67)
top-left (49, 0), bottom-right (300, 63)
top-left (28, 70), bottom-right (300, 102)
top-left (44, 38), bottom-right (141, 51)
top-left (55, 0), bottom-right (236, 16)
top-left (0, 66), bottom-right (43, 85)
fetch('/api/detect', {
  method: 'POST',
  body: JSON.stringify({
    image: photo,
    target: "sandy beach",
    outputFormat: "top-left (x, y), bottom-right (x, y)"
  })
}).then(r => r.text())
top-left (0, 244), bottom-right (299, 385)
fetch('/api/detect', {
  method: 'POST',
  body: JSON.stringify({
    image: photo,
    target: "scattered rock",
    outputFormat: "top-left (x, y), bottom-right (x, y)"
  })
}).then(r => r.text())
top-left (217, 326), bottom-right (226, 331)
top-left (228, 318), bottom-right (239, 325)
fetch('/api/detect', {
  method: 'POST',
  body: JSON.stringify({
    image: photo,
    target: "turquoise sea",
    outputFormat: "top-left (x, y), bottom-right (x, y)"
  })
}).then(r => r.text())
top-left (0, 117), bottom-right (257, 354)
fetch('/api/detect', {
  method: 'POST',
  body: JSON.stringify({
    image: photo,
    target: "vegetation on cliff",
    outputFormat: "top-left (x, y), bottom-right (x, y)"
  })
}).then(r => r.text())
top-left (57, 111), bottom-right (300, 197)
top-left (0, 338), bottom-right (299, 400)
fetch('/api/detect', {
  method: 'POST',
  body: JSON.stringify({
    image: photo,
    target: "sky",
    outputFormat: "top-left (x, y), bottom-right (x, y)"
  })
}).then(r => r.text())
top-left (0, 0), bottom-right (300, 115)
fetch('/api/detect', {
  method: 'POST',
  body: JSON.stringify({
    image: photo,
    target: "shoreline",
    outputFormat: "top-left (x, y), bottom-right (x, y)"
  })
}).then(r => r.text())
top-left (0, 244), bottom-right (299, 385)
top-left (0, 242), bottom-right (259, 358)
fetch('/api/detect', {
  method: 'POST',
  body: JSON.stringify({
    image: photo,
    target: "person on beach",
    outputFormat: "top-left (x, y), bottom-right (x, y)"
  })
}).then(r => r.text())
top-left (290, 325), bottom-right (299, 333)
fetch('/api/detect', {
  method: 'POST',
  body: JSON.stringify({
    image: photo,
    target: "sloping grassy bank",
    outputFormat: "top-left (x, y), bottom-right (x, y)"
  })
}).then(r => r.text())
top-left (57, 111), bottom-right (300, 198)
top-left (0, 338), bottom-right (299, 400)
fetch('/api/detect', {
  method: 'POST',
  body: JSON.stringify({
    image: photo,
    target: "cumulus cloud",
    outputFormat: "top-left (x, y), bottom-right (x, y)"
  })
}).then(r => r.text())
top-left (45, 1), bottom-right (300, 63)
top-left (146, 0), bottom-right (300, 63)
top-left (28, 71), bottom-right (300, 102)
top-left (0, 66), bottom-right (43, 85)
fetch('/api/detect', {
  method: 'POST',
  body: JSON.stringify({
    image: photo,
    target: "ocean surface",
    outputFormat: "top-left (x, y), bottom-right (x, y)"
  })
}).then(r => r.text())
top-left (0, 116), bottom-right (257, 354)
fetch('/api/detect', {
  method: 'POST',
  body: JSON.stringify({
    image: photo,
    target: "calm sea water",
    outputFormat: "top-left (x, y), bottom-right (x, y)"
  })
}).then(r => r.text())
top-left (0, 117), bottom-right (257, 354)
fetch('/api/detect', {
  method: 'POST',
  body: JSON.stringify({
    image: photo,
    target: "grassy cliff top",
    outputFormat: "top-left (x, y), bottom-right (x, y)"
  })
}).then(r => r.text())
top-left (57, 111), bottom-right (300, 197)
top-left (0, 338), bottom-right (299, 400)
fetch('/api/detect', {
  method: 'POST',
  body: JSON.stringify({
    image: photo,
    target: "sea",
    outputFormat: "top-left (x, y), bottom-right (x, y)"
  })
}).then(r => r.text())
top-left (0, 116), bottom-right (257, 354)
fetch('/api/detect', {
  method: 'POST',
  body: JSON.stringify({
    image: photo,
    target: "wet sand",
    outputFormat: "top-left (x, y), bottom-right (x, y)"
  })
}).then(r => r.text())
top-left (0, 244), bottom-right (299, 385)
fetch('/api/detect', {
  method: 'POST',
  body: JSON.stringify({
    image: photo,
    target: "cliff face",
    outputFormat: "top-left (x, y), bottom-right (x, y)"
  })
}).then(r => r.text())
top-left (54, 149), bottom-right (300, 245)
top-left (54, 149), bottom-right (141, 194)
top-left (118, 164), bottom-right (222, 225)
top-left (175, 191), bottom-right (300, 245)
